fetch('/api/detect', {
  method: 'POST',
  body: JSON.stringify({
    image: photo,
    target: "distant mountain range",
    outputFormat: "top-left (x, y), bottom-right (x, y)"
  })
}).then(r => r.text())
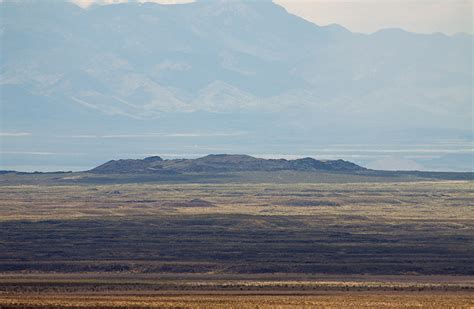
top-left (2, 0), bottom-right (471, 127)
top-left (1, 0), bottom-right (472, 172)
top-left (90, 154), bottom-right (365, 173)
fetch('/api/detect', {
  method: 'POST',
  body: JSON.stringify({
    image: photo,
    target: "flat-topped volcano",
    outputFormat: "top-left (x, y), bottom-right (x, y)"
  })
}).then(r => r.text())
top-left (90, 154), bottom-right (365, 174)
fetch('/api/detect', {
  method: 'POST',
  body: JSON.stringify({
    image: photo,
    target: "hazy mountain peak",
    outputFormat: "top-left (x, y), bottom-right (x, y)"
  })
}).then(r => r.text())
top-left (189, 0), bottom-right (284, 22)
top-left (1, 0), bottom-right (472, 173)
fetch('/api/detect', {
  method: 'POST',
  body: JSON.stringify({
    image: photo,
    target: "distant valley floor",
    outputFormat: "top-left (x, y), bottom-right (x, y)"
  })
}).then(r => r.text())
top-left (0, 181), bottom-right (472, 275)
top-left (0, 180), bottom-right (473, 307)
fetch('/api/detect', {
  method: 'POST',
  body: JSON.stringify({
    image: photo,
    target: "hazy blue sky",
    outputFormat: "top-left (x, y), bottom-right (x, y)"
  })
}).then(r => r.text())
top-left (71, 0), bottom-right (473, 35)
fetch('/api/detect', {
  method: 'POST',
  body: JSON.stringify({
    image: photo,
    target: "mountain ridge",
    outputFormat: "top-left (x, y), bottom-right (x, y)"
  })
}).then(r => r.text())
top-left (1, 0), bottom-right (472, 172)
top-left (90, 154), bottom-right (365, 174)
top-left (1, 154), bottom-right (472, 186)
top-left (2, 0), bottom-right (471, 124)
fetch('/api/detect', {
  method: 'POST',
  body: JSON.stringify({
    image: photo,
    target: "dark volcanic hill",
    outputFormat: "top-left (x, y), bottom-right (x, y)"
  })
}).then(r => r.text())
top-left (90, 154), bottom-right (365, 174)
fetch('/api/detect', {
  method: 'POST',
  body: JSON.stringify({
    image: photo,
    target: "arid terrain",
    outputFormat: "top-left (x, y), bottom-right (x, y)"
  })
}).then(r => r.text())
top-left (2, 0), bottom-right (473, 306)
top-left (0, 178), bottom-right (472, 307)
top-left (0, 272), bottom-right (473, 308)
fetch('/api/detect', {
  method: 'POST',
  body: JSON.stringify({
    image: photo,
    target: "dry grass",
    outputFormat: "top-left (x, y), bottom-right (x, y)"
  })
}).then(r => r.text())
top-left (0, 181), bottom-right (473, 275)
top-left (1, 292), bottom-right (473, 308)
top-left (0, 181), bottom-right (473, 307)
top-left (0, 181), bottom-right (472, 221)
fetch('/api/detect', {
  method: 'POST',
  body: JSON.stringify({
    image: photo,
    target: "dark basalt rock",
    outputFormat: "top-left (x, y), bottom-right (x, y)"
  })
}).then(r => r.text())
top-left (89, 154), bottom-right (366, 174)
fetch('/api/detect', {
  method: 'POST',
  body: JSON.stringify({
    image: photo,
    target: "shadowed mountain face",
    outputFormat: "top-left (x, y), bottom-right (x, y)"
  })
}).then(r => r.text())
top-left (1, 0), bottom-right (472, 172)
top-left (90, 154), bottom-right (365, 174)
top-left (2, 1), bottom-right (471, 125)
